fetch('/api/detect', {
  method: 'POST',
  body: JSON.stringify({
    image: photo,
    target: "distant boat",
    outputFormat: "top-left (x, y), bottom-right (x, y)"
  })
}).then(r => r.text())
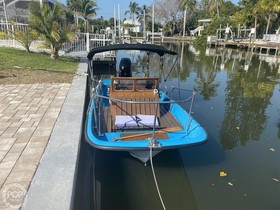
top-left (85, 43), bottom-right (207, 163)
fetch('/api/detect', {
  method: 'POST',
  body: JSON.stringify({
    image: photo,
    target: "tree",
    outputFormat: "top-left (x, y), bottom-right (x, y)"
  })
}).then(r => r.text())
top-left (203, 0), bottom-right (224, 18)
top-left (137, 5), bottom-right (152, 36)
top-left (67, 0), bottom-right (98, 32)
top-left (180, 0), bottom-right (196, 36)
top-left (125, 2), bottom-right (141, 36)
top-left (181, 0), bottom-right (196, 11)
top-left (90, 16), bottom-right (107, 33)
top-left (79, 0), bottom-right (98, 32)
top-left (137, 5), bottom-right (152, 23)
top-left (232, 0), bottom-right (261, 38)
top-left (220, 1), bottom-right (239, 18)
top-left (108, 17), bottom-right (115, 28)
top-left (256, 0), bottom-right (280, 35)
top-left (67, 0), bottom-right (82, 26)
top-left (155, 0), bottom-right (183, 35)
top-left (125, 1), bottom-right (141, 22)
top-left (29, 2), bottom-right (76, 59)
top-left (232, 0), bottom-right (280, 38)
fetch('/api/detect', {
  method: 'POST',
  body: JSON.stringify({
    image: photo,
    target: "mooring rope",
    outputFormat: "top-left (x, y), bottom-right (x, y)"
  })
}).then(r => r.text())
top-left (150, 147), bottom-right (167, 210)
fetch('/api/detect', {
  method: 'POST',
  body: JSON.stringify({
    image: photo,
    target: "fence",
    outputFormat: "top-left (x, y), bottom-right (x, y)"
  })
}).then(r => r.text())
top-left (0, 21), bottom-right (28, 33)
top-left (0, 22), bottom-right (112, 57)
top-left (61, 33), bottom-right (112, 56)
top-left (0, 21), bottom-right (29, 49)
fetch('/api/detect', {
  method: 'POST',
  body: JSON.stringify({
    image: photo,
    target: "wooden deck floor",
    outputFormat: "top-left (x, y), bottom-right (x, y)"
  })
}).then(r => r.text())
top-left (100, 104), bottom-right (181, 133)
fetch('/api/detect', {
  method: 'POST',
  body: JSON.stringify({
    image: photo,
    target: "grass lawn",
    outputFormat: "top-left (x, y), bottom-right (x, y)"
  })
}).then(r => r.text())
top-left (0, 47), bottom-right (79, 73)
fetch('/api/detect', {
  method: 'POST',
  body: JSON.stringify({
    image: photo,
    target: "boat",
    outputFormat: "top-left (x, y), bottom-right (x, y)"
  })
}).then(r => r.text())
top-left (85, 43), bottom-right (207, 163)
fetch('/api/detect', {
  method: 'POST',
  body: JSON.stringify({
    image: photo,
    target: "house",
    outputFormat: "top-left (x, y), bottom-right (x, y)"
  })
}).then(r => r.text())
top-left (0, 0), bottom-right (57, 23)
top-left (123, 19), bottom-right (141, 33)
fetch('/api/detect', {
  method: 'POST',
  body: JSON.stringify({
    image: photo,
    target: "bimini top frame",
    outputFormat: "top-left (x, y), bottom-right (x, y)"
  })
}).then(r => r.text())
top-left (87, 43), bottom-right (177, 60)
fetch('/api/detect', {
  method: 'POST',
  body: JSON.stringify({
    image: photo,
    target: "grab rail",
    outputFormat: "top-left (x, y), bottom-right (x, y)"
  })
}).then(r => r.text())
top-left (92, 91), bottom-right (195, 105)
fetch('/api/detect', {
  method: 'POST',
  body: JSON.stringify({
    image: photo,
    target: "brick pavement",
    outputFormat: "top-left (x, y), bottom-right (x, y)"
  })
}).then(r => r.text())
top-left (0, 83), bottom-right (71, 209)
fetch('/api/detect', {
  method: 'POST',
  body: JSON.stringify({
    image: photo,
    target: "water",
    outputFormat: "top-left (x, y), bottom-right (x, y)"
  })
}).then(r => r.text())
top-left (75, 44), bottom-right (280, 210)
top-left (176, 46), bottom-right (280, 210)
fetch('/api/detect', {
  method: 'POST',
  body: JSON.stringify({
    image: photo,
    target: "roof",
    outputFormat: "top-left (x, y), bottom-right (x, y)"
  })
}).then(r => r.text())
top-left (123, 19), bottom-right (141, 26)
top-left (198, 18), bottom-right (212, 23)
top-left (87, 43), bottom-right (177, 60)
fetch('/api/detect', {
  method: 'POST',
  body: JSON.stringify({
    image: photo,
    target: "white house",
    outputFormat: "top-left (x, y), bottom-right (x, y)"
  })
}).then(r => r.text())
top-left (123, 19), bottom-right (141, 33)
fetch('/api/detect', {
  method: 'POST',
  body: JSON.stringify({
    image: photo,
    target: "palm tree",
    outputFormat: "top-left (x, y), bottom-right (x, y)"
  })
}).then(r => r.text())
top-left (181, 0), bottom-right (196, 10)
top-left (125, 1), bottom-right (141, 22)
top-left (204, 0), bottom-right (224, 18)
top-left (256, 0), bottom-right (280, 35)
top-left (125, 2), bottom-right (141, 36)
top-left (137, 5), bottom-right (151, 23)
top-left (195, 67), bottom-right (219, 100)
top-left (235, 0), bottom-right (258, 37)
top-left (181, 0), bottom-right (196, 36)
top-left (80, 0), bottom-right (98, 32)
top-left (29, 2), bottom-right (76, 59)
top-left (137, 5), bottom-right (151, 37)
top-left (67, 0), bottom-right (83, 26)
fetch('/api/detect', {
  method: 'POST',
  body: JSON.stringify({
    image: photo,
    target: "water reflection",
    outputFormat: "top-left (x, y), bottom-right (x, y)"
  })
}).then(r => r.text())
top-left (191, 45), bottom-right (279, 150)
top-left (175, 44), bottom-right (280, 210)
top-left (221, 59), bottom-right (276, 149)
top-left (116, 44), bottom-right (280, 152)
top-left (162, 44), bottom-right (280, 151)
top-left (202, 48), bottom-right (278, 150)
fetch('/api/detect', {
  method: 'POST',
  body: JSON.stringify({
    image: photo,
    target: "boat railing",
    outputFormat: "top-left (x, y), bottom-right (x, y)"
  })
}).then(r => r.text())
top-left (93, 92), bottom-right (195, 105)
top-left (91, 82), bottom-right (196, 140)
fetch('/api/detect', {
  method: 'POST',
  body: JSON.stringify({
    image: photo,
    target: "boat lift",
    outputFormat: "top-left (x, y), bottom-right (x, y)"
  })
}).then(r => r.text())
top-left (236, 24), bottom-right (256, 41)
top-left (216, 23), bottom-right (233, 41)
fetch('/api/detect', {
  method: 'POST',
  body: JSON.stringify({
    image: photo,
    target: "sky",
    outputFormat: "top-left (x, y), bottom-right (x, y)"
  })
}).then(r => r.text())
top-left (94, 0), bottom-right (240, 19)
top-left (95, 0), bottom-right (154, 19)
top-left (59, 0), bottom-right (154, 20)
top-left (60, 0), bottom-right (239, 20)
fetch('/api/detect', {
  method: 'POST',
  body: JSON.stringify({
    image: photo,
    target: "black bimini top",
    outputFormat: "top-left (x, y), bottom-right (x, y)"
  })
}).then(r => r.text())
top-left (87, 43), bottom-right (177, 60)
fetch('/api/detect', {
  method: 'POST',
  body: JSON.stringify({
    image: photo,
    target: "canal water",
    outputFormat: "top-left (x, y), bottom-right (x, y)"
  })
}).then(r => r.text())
top-left (75, 44), bottom-right (280, 210)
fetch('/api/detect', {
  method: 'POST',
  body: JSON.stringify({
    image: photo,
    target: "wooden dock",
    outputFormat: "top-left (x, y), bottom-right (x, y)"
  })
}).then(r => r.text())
top-left (207, 37), bottom-right (280, 55)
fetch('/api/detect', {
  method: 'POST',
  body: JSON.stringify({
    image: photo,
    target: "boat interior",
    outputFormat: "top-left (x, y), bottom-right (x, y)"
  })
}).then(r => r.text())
top-left (90, 55), bottom-right (183, 139)
top-left (98, 76), bottom-right (182, 134)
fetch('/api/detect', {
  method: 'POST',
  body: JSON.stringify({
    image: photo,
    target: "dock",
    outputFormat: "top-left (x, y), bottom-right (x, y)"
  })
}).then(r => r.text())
top-left (207, 36), bottom-right (280, 55)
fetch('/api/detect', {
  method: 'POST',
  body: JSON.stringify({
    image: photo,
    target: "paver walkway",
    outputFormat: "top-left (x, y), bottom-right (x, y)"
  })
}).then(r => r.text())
top-left (0, 83), bottom-right (70, 209)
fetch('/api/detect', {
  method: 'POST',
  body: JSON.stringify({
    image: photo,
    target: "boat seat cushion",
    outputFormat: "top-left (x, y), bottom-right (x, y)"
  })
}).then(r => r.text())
top-left (115, 114), bottom-right (159, 128)
top-left (136, 114), bottom-right (159, 127)
top-left (115, 115), bottom-right (138, 127)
